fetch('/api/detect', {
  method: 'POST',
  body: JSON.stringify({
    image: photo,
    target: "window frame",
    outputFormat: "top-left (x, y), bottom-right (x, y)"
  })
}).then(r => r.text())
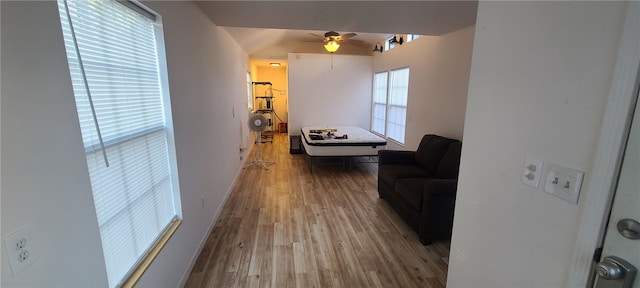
top-left (387, 67), bottom-right (410, 144)
top-left (371, 71), bottom-right (388, 136)
top-left (247, 71), bottom-right (254, 110)
top-left (57, 0), bottom-right (182, 287)
top-left (371, 67), bottom-right (410, 145)
top-left (384, 34), bottom-right (422, 51)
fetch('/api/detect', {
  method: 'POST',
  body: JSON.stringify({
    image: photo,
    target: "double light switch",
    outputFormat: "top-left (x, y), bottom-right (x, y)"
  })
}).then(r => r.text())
top-left (522, 158), bottom-right (584, 204)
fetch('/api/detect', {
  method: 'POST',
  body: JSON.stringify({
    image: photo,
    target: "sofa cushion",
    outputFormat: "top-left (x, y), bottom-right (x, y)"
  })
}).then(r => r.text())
top-left (395, 178), bottom-right (430, 210)
top-left (436, 141), bottom-right (462, 179)
top-left (414, 135), bottom-right (454, 174)
top-left (378, 164), bottom-right (431, 187)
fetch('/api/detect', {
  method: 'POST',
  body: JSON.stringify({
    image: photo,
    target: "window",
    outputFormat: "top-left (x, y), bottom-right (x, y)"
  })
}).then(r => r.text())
top-left (370, 67), bottom-right (410, 144)
top-left (387, 68), bottom-right (410, 143)
top-left (57, 0), bottom-right (182, 287)
top-left (247, 72), bottom-right (253, 110)
top-left (384, 34), bottom-right (422, 51)
top-left (371, 72), bottom-right (388, 135)
top-left (406, 34), bottom-right (421, 42)
top-left (385, 35), bottom-right (402, 50)
top-left (385, 37), bottom-right (396, 51)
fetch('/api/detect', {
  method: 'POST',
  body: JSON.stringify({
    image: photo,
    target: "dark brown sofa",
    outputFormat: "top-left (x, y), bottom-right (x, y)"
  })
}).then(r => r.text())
top-left (378, 135), bottom-right (462, 245)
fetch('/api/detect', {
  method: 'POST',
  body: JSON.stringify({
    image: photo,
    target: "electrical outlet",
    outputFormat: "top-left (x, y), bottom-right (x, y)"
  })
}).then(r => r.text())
top-left (522, 158), bottom-right (543, 188)
top-left (3, 226), bottom-right (36, 275)
top-left (19, 250), bottom-right (30, 262)
top-left (16, 238), bottom-right (27, 250)
top-left (544, 163), bottom-right (584, 204)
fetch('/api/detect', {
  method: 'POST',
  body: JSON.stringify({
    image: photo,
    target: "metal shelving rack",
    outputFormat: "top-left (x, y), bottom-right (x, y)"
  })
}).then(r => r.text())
top-left (252, 81), bottom-right (275, 143)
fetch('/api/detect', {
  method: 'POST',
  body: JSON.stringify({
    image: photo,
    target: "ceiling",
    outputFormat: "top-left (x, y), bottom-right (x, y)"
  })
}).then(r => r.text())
top-left (195, 1), bottom-right (478, 60)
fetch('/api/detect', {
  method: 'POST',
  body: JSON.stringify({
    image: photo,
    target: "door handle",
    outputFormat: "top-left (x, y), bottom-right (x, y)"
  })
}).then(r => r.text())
top-left (596, 261), bottom-right (624, 280)
top-left (594, 256), bottom-right (637, 288)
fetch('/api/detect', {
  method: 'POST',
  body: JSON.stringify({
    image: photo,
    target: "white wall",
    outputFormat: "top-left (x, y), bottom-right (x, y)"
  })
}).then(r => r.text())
top-left (373, 26), bottom-right (475, 150)
top-left (448, 2), bottom-right (627, 287)
top-left (137, 2), bottom-right (250, 286)
top-left (0, 0), bottom-right (3, 278)
top-left (1, 1), bottom-right (109, 286)
top-left (287, 53), bottom-right (372, 134)
top-left (1, 1), bottom-right (250, 287)
top-left (286, 29), bottom-right (474, 149)
top-left (255, 65), bottom-right (289, 129)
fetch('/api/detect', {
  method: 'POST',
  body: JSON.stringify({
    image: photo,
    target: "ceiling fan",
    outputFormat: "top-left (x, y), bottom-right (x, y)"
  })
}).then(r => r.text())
top-left (311, 31), bottom-right (358, 53)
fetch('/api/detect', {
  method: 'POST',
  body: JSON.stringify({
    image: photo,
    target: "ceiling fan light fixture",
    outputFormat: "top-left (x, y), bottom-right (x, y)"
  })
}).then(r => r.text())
top-left (324, 40), bottom-right (340, 53)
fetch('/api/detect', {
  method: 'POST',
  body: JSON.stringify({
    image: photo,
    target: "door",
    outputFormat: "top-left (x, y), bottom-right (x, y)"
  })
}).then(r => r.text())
top-left (594, 90), bottom-right (640, 288)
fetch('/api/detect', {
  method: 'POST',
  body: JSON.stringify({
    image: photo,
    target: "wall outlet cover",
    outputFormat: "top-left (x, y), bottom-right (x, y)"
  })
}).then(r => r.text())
top-left (3, 226), bottom-right (36, 275)
top-left (522, 158), bottom-right (543, 188)
top-left (543, 163), bottom-right (584, 204)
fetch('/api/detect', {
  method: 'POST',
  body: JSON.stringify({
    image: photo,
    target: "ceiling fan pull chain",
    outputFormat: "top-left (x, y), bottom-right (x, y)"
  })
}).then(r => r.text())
top-left (331, 54), bottom-right (334, 70)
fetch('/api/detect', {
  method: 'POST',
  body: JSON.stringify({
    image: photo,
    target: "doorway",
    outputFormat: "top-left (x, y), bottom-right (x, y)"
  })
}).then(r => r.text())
top-left (568, 2), bottom-right (640, 286)
top-left (250, 60), bottom-right (289, 134)
top-left (593, 84), bottom-right (640, 287)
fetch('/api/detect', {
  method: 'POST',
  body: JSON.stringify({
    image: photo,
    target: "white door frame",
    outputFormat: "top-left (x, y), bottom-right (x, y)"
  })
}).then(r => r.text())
top-left (567, 2), bottom-right (640, 287)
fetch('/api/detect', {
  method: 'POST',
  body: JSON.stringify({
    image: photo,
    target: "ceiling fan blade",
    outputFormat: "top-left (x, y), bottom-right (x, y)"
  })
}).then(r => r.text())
top-left (341, 32), bottom-right (357, 39)
top-left (346, 39), bottom-right (365, 44)
top-left (309, 33), bottom-right (324, 38)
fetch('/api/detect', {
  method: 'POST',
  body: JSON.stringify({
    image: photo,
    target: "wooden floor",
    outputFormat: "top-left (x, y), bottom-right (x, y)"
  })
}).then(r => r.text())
top-left (184, 133), bottom-right (450, 288)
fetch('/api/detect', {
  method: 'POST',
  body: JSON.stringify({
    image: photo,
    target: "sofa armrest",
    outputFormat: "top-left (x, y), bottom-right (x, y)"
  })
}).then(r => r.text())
top-left (418, 179), bottom-right (458, 245)
top-left (378, 150), bottom-right (416, 165)
top-left (423, 179), bottom-right (458, 199)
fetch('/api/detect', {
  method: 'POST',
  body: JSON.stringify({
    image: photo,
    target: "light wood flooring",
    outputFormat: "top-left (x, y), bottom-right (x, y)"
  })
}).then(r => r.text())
top-left (184, 133), bottom-right (450, 288)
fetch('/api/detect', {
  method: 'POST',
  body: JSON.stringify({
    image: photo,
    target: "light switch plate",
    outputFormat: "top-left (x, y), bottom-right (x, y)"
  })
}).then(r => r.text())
top-left (522, 158), bottom-right (543, 188)
top-left (543, 163), bottom-right (584, 204)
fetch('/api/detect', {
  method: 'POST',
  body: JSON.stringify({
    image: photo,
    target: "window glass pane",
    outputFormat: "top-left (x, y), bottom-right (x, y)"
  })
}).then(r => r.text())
top-left (247, 72), bottom-right (253, 110)
top-left (387, 68), bottom-right (409, 143)
top-left (406, 34), bottom-right (421, 42)
top-left (57, 0), bottom-right (181, 286)
top-left (59, 0), bottom-right (164, 148)
top-left (371, 72), bottom-right (388, 135)
top-left (372, 103), bottom-right (387, 135)
top-left (387, 105), bottom-right (406, 143)
top-left (373, 72), bottom-right (388, 104)
top-left (87, 130), bottom-right (175, 282)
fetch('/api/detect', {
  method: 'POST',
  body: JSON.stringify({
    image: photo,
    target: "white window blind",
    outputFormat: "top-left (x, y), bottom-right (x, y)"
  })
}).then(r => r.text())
top-left (387, 68), bottom-right (409, 144)
top-left (371, 72), bottom-right (388, 135)
top-left (247, 72), bottom-right (253, 110)
top-left (57, 0), bottom-right (182, 286)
